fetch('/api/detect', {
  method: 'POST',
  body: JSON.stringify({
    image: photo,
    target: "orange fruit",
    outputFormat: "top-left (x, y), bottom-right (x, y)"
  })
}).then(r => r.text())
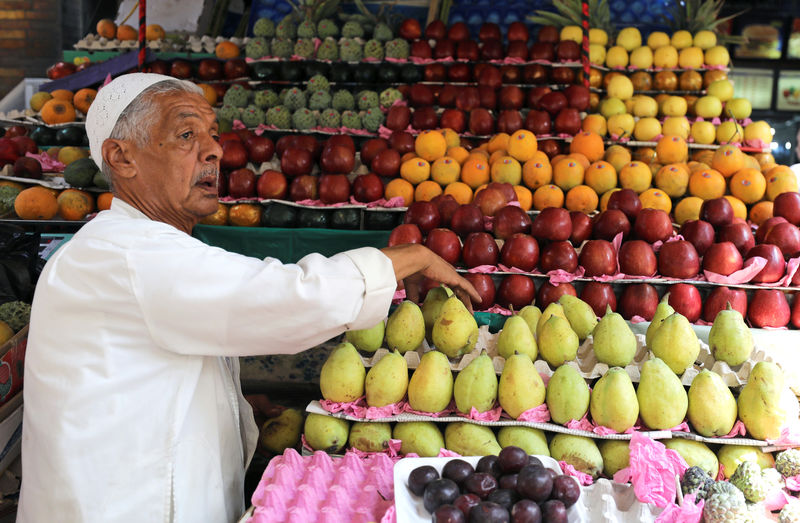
top-left (13, 186), bottom-right (58, 220)
top-left (489, 149), bottom-right (508, 165)
top-left (550, 154), bottom-right (567, 168)
top-left (199, 202), bottom-right (229, 225)
top-left (487, 133), bottom-right (510, 154)
top-left (468, 149), bottom-right (490, 161)
top-left (654, 163), bottom-right (689, 197)
top-left (197, 83), bottom-right (218, 106)
top-left (581, 114), bottom-right (607, 136)
top-left (688, 168), bottom-right (726, 199)
top-left (145, 24), bottom-right (166, 41)
top-left (565, 185), bottom-right (599, 213)
top-left (385, 178), bottom-right (414, 206)
top-left (40, 99), bottom-right (76, 124)
top-left (639, 188), bottom-right (672, 213)
top-left (530, 150), bottom-right (549, 164)
top-left (57, 189), bottom-right (94, 221)
top-left (506, 130), bottom-right (538, 162)
top-left (655, 135), bottom-right (688, 164)
top-left (460, 156), bottom-right (490, 189)
top-left (692, 149), bottom-right (715, 164)
top-left (444, 181), bottom-right (473, 204)
top-left (116, 24), bottom-right (138, 41)
top-left (532, 184), bottom-right (565, 210)
top-left (431, 156), bottom-right (460, 185)
top-left (96, 192), bottom-right (114, 211)
top-left (400, 158), bottom-right (431, 184)
top-left (72, 88), bottom-right (96, 114)
top-left (619, 161), bottom-right (652, 193)
top-left (439, 128), bottom-right (461, 149)
top-left (711, 145), bottom-right (745, 177)
top-left (50, 89), bottom-right (74, 103)
top-left (765, 167), bottom-right (799, 200)
top-left (567, 152), bottom-right (591, 170)
top-left (604, 144), bottom-right (632, 173)
top-left (749, 200), bottom-right (773, 225)
top-left (522, 158), bottom-right (552, 190)
top-left (600, 188), bottom-right (620, 212)
top-left (415, 130), bottom-right (448, 162)
top-left (584, 160), bottom-right (617, 195)
top-left (490, 156), bottom-right (522, 185)
top-left (400, 151), bottom-right (418, 164)
top-left (513, 185), bottom-right (533, 211)
top-left (96, 18), bottom-right (117, 39)
top-left (674, 196), bottom-right (704, 224)
top-left (215, 40), bottom-right (241, 59)
top-left (724, 195), bottom-right (748, 220)
top-left (569, 131), bottom-right (605, 162)
top-left (447, 146), bottom-right (470, 165)
top-left (414, 180), bottom-right (443, 201)
top-left (633, 147), bottom-right (657, 165)
top-left (729, 168), bottom-right (766, 204)
top-left (228, 203), bottom-right (261, 226)
top-left (552, 158), bottom-right (585, 191)
top-left (741, 154), bottom-right (761, 171)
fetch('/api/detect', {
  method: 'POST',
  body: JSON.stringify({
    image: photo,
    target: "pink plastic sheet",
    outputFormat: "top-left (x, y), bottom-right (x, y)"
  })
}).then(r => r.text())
top-left (703, 256), bottom-right (766, 284)
top-left (25, 151), bottom-right (65, 173)
top-left (654, 494), bottom-right (703, 523)
top-left (613, 432), bottom-right (688, 508)
top-left (558, 461), bottom-right (593, 485)
top-left (516, 403), bottom-right (551, 422)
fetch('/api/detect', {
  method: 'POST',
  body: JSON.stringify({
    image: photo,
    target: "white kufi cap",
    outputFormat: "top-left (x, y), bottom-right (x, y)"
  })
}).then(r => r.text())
top-left (85, 72), bottom-right (175, 168)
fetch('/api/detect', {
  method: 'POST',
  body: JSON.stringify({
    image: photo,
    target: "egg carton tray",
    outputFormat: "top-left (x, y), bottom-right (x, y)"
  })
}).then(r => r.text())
top-left (359, 327), bottom-right (776, 388)
top-left (305, 401), bottom-right (794, 450)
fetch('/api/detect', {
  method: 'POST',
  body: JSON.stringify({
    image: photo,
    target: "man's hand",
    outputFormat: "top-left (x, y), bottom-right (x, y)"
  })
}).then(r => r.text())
top-left (380, 244), bottom-right (481, 312)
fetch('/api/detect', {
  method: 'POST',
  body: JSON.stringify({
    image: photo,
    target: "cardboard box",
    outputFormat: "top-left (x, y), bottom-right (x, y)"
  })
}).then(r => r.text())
top-left (0, 326), bottom-right (27, 409)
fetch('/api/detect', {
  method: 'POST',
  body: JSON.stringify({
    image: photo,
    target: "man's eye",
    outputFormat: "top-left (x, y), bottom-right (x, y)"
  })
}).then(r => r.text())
top-left (181, 131), bottom-right (193, 139)
top-left (211, 134), bottom-right (220, 142)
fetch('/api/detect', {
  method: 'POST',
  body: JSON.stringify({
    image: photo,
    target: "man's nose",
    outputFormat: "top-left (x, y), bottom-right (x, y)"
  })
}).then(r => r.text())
top-left (202, 133), bottom-right (223, 162)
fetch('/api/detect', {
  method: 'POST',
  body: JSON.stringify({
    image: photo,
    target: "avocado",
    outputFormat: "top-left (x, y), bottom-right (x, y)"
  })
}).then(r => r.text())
top-left (304, 61), bottom-right (330, 79)
top-left (252, 61), bottom-right (278, 81)
top-left (376, 64), bottom-right (399, 84)
top-left (331, 208), bottom-right (361, 229)
top-left (330, 66), bottom-right (352, 83)
top-left (261, 203), bottom-right (298, 228)
top-left (399, 64), bottom-right (422, 83)
top-left (29, 126), bottom-right (56, 146)
top-left (92, 170), bottom-right (110, 190)
top-left (364, 210), bottom-right (399, 230)
top-left (297, 207), bottom-right (330, 229)
top-left (55, 126), bottom-right (85, 146)
top-left (63, 157), bottom-right (99, 187)
top-left (279, 61), bottom-right (303, 82)
top-left (353, 63), bottom-right (377, 84)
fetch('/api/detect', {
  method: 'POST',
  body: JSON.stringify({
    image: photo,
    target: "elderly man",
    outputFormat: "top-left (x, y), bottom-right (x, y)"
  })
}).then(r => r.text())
top-left (19, 73), bottom-right (478, 522)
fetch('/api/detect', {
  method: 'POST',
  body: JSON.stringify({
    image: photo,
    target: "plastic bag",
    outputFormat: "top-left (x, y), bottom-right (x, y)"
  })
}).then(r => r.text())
top-left (0, 224), bottom-right (41, 304)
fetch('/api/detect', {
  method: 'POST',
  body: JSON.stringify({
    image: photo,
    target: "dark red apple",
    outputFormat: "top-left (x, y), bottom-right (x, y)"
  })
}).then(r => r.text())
top-left (147, 59), bottom-right (170, 76)
top-left (447, 64), bottom-right (471, 83)
top-left (399, 18), bottom-right (422, 40)
top-left (464, 273), bottom-right (495, 311)
top-left (434, 38), bottom-right (456, 59)
top-left (439, 109), bottom-right (466, 134)
top-left (360, 138), bottom-right (389, 167)
top-left (746, 244), bottom-right (786, 284)
top-left (325, 135), bottom-right (353, 154)
top-left (634, 208), bottom-right (673, 243)
top-left (497, 274), bottom-right (536, 310)
top-left (524, 110), bottom-right (552, 136)
top-left (506, 41), bottom-right (529, 60)
top-left (46, 61), bottom-right (76, 80)
top-left (477, 86), bottom-right (497, 110)
top-left (580, 282), bottom-right (617, 317)
top-left (717, 221), bottom-right (755, 256)
top-left (618, 240), bottom-right (657, 276)
top-left (404, 201), bottom-right (441, 233)
top-left (529, 42), bottom-right (555, 62)
top-left (703, 286), bottom-right (748, 322)
top-left (539, 241), bottom-right (578, 273)
top-left (438, 84), bottom-right (460, 107)
top-left (221, 140), bottom-right (248, 170)
top-left (658, 240), bottom-right (700, 279)
top-left (227, 168), bottom-right (257, 199)
top-left (555, 40), bottom-right (580, 61)
top-left (523, 64), bottom-right (549, 85)
top-left (389, 131), bottom-right (416, 155)
top-left (756, 216), bottom-right (788, 244)
top-left (508, 21), bottom-right (530, 43)
top-left (537, 25), bottom-right (559, 43)
top-left (774, 192), bottom-right (800, 226)
top-left (289, 174), bottom-right (318, 201)
top-left (536, 281), bottom-right (576, 310)
top-left (425, 19), bottom-right (446, 40)
top-left (217, 171), bottom-right (228, 197)
top-left (765, 222), bottom-right (800, 258)
top-left (618, 283), bottom-right (659, 321)
top-left (256, 169), bottom-right (287, 200)
top-left (169, 59), bottom-right (193, 79)
top-left (478, 23), bottom-right (501, 42)
top-left (493, 205), bottom-right (531, 240)
top-left (667, 283), bottom-right (702, 323)
top-left (280, 147), bottom-right (313, 177)
top-left (538, 91), bottom-right (568, 116)
top-left (499, 86), bottom-right (525, 110)
top-left (592, 209), bottom-right (631, 241)
top-left (10, 136), bottom-right (36, 156)
top-left (681, 219), bottom-right (715, 256)
top-left (372, 148), bottom-right (402, 178)
top-left (699, 197), bottom-right (734, 228)
top-left (500, 233), bottom-right (539, 272)
top-left (244, 135), bottom-right (275, 164)
top-left (411, 106), bottom-right (439, 131)
top-left (496, 110), bottom-right (524, 134)
top-left (448, 21), bottom-right (470, 41)
top-left (196, 59), bottom-right (223, 81)
top-left (606, 189), bottom-right (642, 221)
top-left (462, 232), bottom-right (500, 268)
top-left (451, 204), bottom-right (485, 237)
top-left (569, 211), bottom-right (593, 246)
top-left (563, 84), bottom-right (591, 111)
top-left (388, 223), bottom-right (423, 246)
top-left (468, 108), bottom-right (495, 136)
top-left (480, 39), bottom-right (505, 61)
top-left (456, 87), bottom-right (480, 112)
top-left (4, 125), bottom-right (27, 138)
top-left (425, 228), bottom-right (462, 265)
top-left (531, 207), bottom-right (572, 241)
top-left (318, 174), bottom-right (350, 204)
top-left (792, 293), bottom-right (800, 328)
top-left (553, 107), bottom-right (582, 136)
top-left (408, 84), bottom-right (434, 107)
top-left (477, 65), bottom-right (502, 90)
top-left (13, 157), bottom-right (42, 179)
top-left (386, 105), bottom-right (412, 131)
top-left (579, 239), bottom-right (617, 276)
top-left (411, 39), bottom-right (433, 59)
top-left (487, 182), bottom-right (518, 203)
top-left (473, 187), bottom-right (507, 217)
top-left (223, 59), bottom-right (248, 80)
top-left (748, 289), bottom-right (791, 328)
top-left (431, 194), bottom-right (460, 228)
top-left (457, 39), bottom-right (480, 61)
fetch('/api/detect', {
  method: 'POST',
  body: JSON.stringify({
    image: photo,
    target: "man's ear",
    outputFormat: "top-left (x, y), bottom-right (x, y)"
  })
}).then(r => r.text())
top-left (102, 139), bottom-right (137, 179)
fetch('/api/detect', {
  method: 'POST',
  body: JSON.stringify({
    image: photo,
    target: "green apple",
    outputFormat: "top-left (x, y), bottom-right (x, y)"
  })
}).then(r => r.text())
top-left (725, 98), bottom-right (752, 119)
top-left (707, 79), bottom-right (734, 102)
top-left (600, 97), bottom-right (627, 118)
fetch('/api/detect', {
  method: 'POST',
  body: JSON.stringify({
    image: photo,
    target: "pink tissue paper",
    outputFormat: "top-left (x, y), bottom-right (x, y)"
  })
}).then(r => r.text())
top-left (613, 432), bottom-right (688, 508)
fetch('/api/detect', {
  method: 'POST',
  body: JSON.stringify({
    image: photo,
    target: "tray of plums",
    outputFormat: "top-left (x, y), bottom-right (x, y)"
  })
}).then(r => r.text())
top-left (394, 446), bottom-right (663, 522)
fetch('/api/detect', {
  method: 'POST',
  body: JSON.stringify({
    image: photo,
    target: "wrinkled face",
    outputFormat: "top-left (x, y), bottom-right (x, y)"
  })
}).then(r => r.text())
top-left (127, 91), bottom-right (222, 228)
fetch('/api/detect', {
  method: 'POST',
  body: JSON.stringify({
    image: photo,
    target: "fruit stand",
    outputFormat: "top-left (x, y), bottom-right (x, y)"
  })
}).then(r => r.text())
top-left (3, 0), bottom-right (800, 521)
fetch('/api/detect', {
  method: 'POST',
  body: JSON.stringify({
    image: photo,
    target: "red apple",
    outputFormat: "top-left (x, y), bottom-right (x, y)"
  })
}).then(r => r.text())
top-left (619, 283), bottom-right (659, 321)
top-left (4, 125), bottom-right (27, 138)
top-left (425, 228), bottom-right (462, 265)
top-left (756, 216), bottom-right (788, 244)
top-left (774, 192), bottom-right (800, 226)
top-left (493, 205), bottom-right (531, 240)
top-left (464, 273), bottom-right (495, 311)
top-left (618, 240), bottom-right (657, 276)
top-left (537, 26), bottom-right (559, 43)
top-left (539, 241), bottom-right (578, 273)
top-left (592, 209), bottom-right (631, 241)
top-left (360, 138), bottom-right (389, 167)
top-left (448, 22), bottom-right (470, 41)
top-left (350, 173), bottom-right (384, 203)
top-left (289, 174), bottom-right (318, 201)
top-left (386, 105), bottom-right (412, 131)
top-left (703, 242), bottom-right (744, 276)
top-left (227, 168), bottom-right (256, 199)
top-left (634, 208), bottom-right (673, 243)
top-left (555, 40), bottom-right (580, 61)
top-left (478, 85), bottom-right (498, 110)
top-left (665, 283), bottom-right (702, 323)
top-left (372, 148), bottom-right (402, 178)
top-left (717, 221), bottom-right (755, 256)
top-left (221, 140), bottom-right (248, 170)
top-left (473, 187), bottom-right (507, 217)
top-left (457, 39), bottom-right (480, 61)
top-left (553, 107), bottom-right (582, 136)
top-left (536, 281), bottom-right (576, 310)
top-left (529, 42), bottom-right (555, 61)
top-left (681, 219), bottom-right (715, 256)
top-left (699, 197), bottom-right (734, 228)
top-left (462, 232), bottom-right (500, 268)
top-left (411, 39), bottom-right (433, 59)
top-left (569, 211), bottom-right (593, 246)
top-left (580, 282), bottom-right (617, 316)
top-left (425, 20), bottom-right (446, 40)
top-left (223, 59), bottom-right (248, 80)
top-left (409, 84), bottom-right (434, 107)
top-left (147, 59), bottom-right (170, 76)
top-left (243, 135), bottom-right (274, 164)
top-left (438, 84), bottom-right (460, 107)
top-left (256, 170), bottom-right (287, 200)
top-left (196, 59), bottom-right (223, 81)
top-left (404, 201), bottom-right (441, 233)
top-left (508, 21), bottom-right (530, 43)
top-left (703, 286), bottom-right (748, 322)
top-left (389, 131), bottom-right (416, 155)
top-left (411, 106), bottom-right (439, 131)
top-left (431, 194), bottom-right (460, 228)
top-left (217, 171), bottom-right (228, 197)
top-left (506, 41), bottom-right (529, 60)
top-left (0, 139), bottom-right (18, 167)
top-left (327, 135), bottom-right (355, 153)
top-left (765, 222), bottom-right (800, 258)
top-left (498, 86), bottom-right (525, 110)
top-left (579, 239), bottom-right (617, 276)
top-left (792, 293), bottom-right (800, 329)
top-left (467, 108), bottom-right (494, 136)
top-left (434, 38), bottom-right (456, 59)
top-left (531, 207), bottom-right (572, 241)
top-left (451, 204), bottom-right (485, 237)
top-left (524, 64), bottom-right (549, 85)
top-left (496, 274), bottom-right (536, 310)
top-left (480, 39), bottom-right (504, 61)
top-left (13, 157), bottom-right (42, 179)
top-left (447, 64), bottom-right (471, 83)
top-left (388, 223), bottom-right (423, 246)
top-left (280, 147), bottom-right (313, 177)
top-left (524, 110), bottom-right (552, 136)
top-left (439, 109), bottom-right (466, 134)
top-left (563, 84), bottom-right (591, 111)
top-left (399, 18), bottom-right (422, 40)
top-left (10, 136), bottom-right (36, 156)
top-left (46, 61), bottom-right (76, 80)
top-left (500, 233), bottom-right (539, 271)
top-left (318, 174), bottom-right (350, 204)
top-left (658, 240), bottom-right (700, 279)
top-left (487, 182), bottom-right (518, 203)
top-left (606, 189), bottom-right (642, 221)
top-left (748, 289), bottom-right (791, 328)
top-left (537, 91), bottom-right (568, 116)
top-left (746, 244), bottom-right (786, 284)
top-left (477, 65), bottom-right (502, 90)
top-left (456, 87), bottom-right (480, 112)
top-left (478, 23), bottom-right (501, 42)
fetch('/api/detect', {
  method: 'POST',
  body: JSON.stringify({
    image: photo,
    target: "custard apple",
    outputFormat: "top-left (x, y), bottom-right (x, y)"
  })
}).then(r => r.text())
top-left (340, 38), bottom-right (363, 61)
top-left (704, 482), bottom-right (749, 523)
top-left (379, 88), bottom-right (403, 109)
top-left (283, 88), bottom-right (307, 111)
top-left (275, 18), bottom-right (296, 39)
top-left (265, 105), bottom-right (291, 128)
top-left (0, 185), bottom-right (20, 215)
top-left (254, 89), bottom-right (279, 109)
top-left (385, 38), bottom-right (410, 59)
top-left (680, 466), bottom-right (714, 501)
top-left (253, 18), bottom-right (275, 38)
top-left (763, 468), bottom-right (785, 491)
top-left (316, 38), bottom-right (339, 61)
top-left (217, 104), bottom-right (241, 123)
top-left (222, 84), bottom-right (250, 108)
top-left (731, 461), bottom-right (769, 503)
top-left (292, 108), bottom-right (316, 130)
top-left (780, 499), bottom-right (800, 523)
top-left (318, 109), bottom-right (341, 128)
top-left (341, 110), bottom-right (362, 129)
top-left (341, 20), bottom-right (364, 38)
top-left (0, 301), bottom-right (31, 332)
top-left (308, 90), bottom-right (332, 111)
top-left (245, 37), bottom-right (269, 59)
top-left (364, 39), bottom-right (384, 60)
top-left (373, 23), bottom-right (393, 42)
top-left (307, 74), bottom-right (330, 92)
top-left (357, 90), bottom-right (379, 110)
top-left (297, 19), bottom-right (316, 38)
top-left (317, 19), bottom-right (339, 39)
top-left (332, 90), bottom-right (355, 111)
top-left (271, 38), bottom-right (293, 59)
top-left (241, 105), bottom-right (265, 127)
top-left (777, 449), bottom-right (800, 477)
top-left (362, 108), bottom-right (384, 132)
top-left (293, 38), bottom-right (315, 59)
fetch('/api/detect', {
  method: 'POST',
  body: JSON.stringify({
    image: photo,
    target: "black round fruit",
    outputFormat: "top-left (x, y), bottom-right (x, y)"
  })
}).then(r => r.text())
top-left (464, 472), bottom-right (498, 500)
top-left (498, 446), bottom-right (528, 474)
top-left (510, 499), bottom-right (541, 523)
top-left (433, 504), bottom-right (467, 523)
top-left (540, 500), bottom-right (567, 523)
top-left (408, 465), bottom-right (439, 496)
top-left (442, 459), bottom-right (475, 485)
top-left (468, 501), bottom-right (510, 523)
top-left (551, 475), bottom-right (580, 508)
top-left (477, 455), bottom-right (503, 478)
top-left (486, 488), bottom-right (520, 511)
top-left (424, 478), bottom-right (461, 513)
top-left (498, 474), bottom-right (518, 491)
top-left (516, 465), bottom-right (553, 502)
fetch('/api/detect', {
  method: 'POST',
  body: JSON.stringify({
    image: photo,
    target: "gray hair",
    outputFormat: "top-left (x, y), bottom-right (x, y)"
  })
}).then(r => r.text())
top-left (100, 79), bottom-right (204, 186)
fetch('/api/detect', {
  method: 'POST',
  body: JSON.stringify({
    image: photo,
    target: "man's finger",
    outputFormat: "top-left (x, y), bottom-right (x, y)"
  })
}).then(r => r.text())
top-left (454, 287), bottom-right (474, 314)
top-left (453, 275), bottom-right (482, 304)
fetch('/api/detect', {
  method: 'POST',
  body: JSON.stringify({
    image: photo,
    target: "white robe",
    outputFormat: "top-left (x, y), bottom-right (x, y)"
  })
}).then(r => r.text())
top-left (18, 199), bottom-right (395, 522)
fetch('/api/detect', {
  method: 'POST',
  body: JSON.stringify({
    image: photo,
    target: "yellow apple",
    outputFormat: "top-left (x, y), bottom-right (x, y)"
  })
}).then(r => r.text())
top-left (630, 46), bottom-right (654, 69)
top-left (590, 28), bottom-right (608, 46)
top-left (690, 120), bottom-right (716, 145)
top-left (707, 79), bottom-right (734, 102)
top-left (705, 45), bottom-right (730, 67)
top-left (725, 98), bottom-right (753, 119)
top-left (671, 30), bottom-right (693, 50)
top-left (716, 120), bottom-right (744, 144)
top-left (607, 75), bottom-right (634, 100)
top-left (608, 113), bottom-right (635, 138)
top-left (605, 46), bottom-right (629, 68)
top-left (678, 47), bottom-right (704, 69)
top-left (633, 95), bottom-right (658, 117)
top-left (616, 27), bottom-right (642, 51)
top-left (694, 95), bottom-right (723, 118)
top-left (560, 25), bottom-right (583, 44)
top-left (653, 45), bottom-right (679, 68)
top-left (647, 31), bottom-right (670, 49)
top-left (634, 117), bottom-right (663, 141)
top-left (589, 43), bottom-right (606, 65)
top-left (744, 121), bottom-right (773, 145)
top-left (600, 97), bottom-right (627, 118)
top-left (661, 96), bottom-right (688, 117)
top-left (662, 116), bottom-right (691, 139)
top-left (693, 30), bottom-right (717, 50)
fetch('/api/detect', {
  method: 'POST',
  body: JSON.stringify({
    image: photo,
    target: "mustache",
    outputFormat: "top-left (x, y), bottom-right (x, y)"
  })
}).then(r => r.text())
top-left (193, 165), bottom-right (219, 185)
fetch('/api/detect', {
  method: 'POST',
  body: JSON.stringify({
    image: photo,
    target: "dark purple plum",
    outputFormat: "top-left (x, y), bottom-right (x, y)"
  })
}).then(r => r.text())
top-left (454, 493), bottom-right (481, 518)
top-left (469, 501), bottom-right (510, 523)
top-left (499, 474), bottom-right (519, 490)
top-left (510, 499), bottom-right (542, 523)
top-left (516, 465), bottom-right (553, 502)
top-left (540, 500), bottom-right (567, 523)
top-left (477, 455), bottom-right (504, 478)
top-left (433, 504), bottom-right (467, 523)
top-left (487, 488), bottom-right (520, 511)
top-left (498, 446), bottom-right (529, 474)
top-left (464, 472), bottom-right (499, 499)
top-left (424, 478), bottom-right (461, 513)
top-left (551, 475), bottom-right (580, 508)
top-left (409, 465), bottom-right (439, 496)
top-left (443, 459), bottom-right (475, 486)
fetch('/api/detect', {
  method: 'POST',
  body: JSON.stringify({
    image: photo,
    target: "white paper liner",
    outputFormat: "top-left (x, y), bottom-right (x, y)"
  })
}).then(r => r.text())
top-left (393, 455), bottom-right (664, 522)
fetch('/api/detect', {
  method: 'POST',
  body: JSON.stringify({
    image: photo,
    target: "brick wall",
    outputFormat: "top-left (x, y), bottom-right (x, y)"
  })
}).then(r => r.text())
top-left (0, 0), bottom-right (62, 100)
